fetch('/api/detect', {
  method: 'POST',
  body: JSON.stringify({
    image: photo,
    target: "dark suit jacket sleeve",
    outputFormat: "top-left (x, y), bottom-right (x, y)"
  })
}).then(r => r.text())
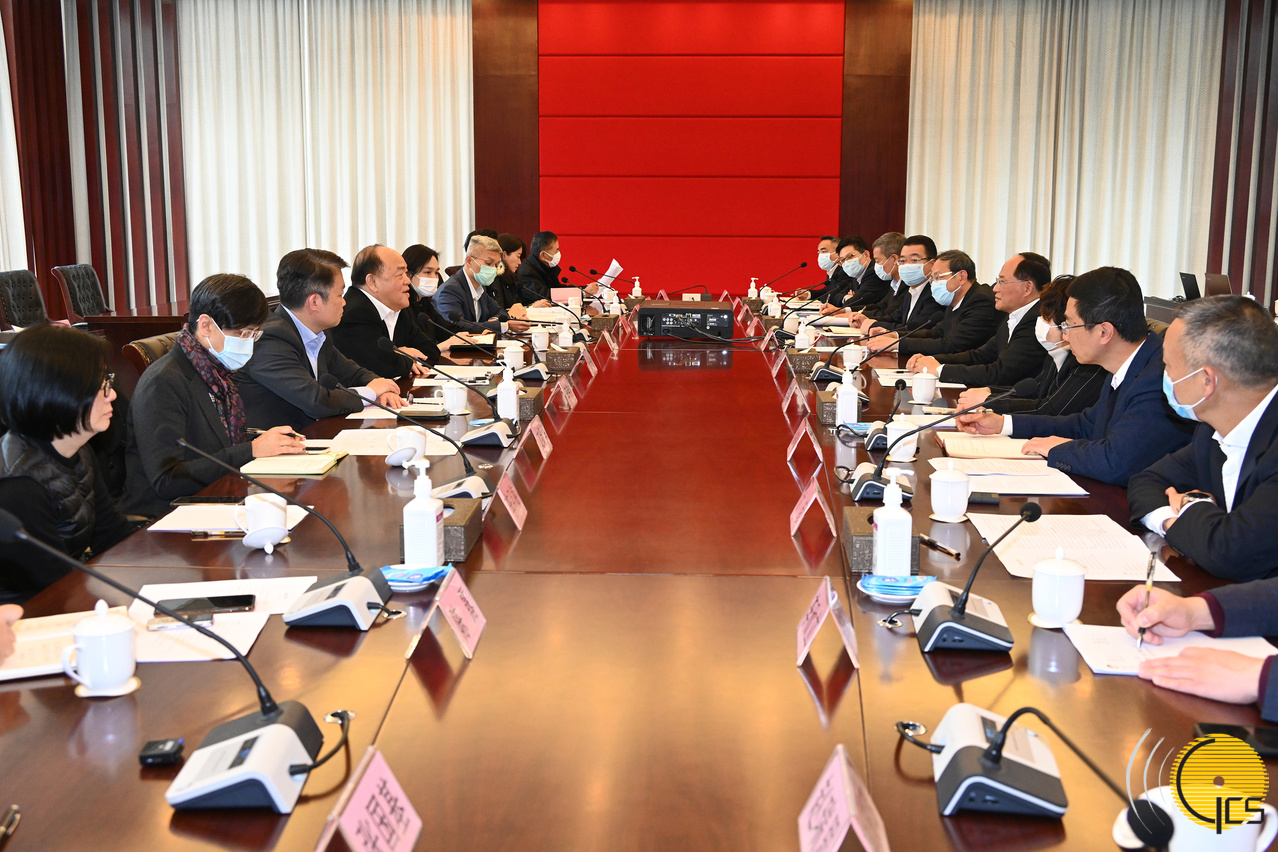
top-left (126, 355), bottom-right (254, 513)
top-left (246, 328), bottom-right (372, 421)
top-left (897, 290), bottom-right (1002, 359)
top-left (941, 334), bottom-right (1050, 387)
top-left (1127, 437), bottom-right (1203, 521)
top-left (328, 289), bottom-right (415, 378)
top-left (436, 280), bottom-right (504, 334)
top-left (1203, 579), bottom-right (1278, 637)
top-left (398, 313), bottom-right (441, 362)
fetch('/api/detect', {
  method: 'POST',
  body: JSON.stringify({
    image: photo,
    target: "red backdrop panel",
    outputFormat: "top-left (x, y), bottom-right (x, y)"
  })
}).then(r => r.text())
top-left (538, 1), bottom-right (844, 295)
top-left (539, 2), bottom-right (844, 56)
top-left (540, 117), bottom-right (842, 177)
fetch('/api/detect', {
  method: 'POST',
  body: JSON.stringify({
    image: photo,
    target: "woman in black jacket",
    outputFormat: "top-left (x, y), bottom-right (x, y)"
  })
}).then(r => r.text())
top-left (403, 243), bottom-right (457, 338)
top-left (0, 325), bottom-right (141, 601)
top-left (122, 274), bottom-right (305, 517)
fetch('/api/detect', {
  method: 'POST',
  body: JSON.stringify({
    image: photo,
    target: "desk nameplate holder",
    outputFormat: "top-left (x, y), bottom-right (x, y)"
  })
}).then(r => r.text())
top-left (771, 347), bottom-right (787, 377)
top-left (782, 377), bottom-right (809, 415)
top-left (748, 317), bottom-right (763, 336)
top-left (316, 747), bottom-right (422, 852)
top-left (798, 744), bottom-right (890, 852)
top-left (495, 473), bottom-right (527, 530)
top-left (556, 377), bottom-right (578, 410)
top-left (796, 576), bottom-right (859, 668)
top-left (719, 290), bottom-right (732, 302)
top-left (787, 420), bottom-right (823, 464)
top-left (580, 346), bottom-right (599, 378)
top-left (790, 473), bottom-right (837, 537)
top-left (601, 329), bottom-right (619, 356)
top-left (760, 327), bottom-right (778, 351)
top-left (418, 569), bottom-right (486, 660)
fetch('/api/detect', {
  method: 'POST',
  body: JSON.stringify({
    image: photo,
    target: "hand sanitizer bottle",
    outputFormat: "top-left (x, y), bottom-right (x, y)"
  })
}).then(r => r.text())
top-left (873, 477), bottom-right (912, 576)
top-left (795, 322), bottom-right (813, 350)
top-left (496, 366), bottom-right (519, 422)
top-left (747, 278), bottom-right (759, 299)
top-left (403, 459), bottom-right (444, 567)
top-left (836, 367), bottom-right (859, 425)
top-left (631, 277), bottom-right (642, 298)
top-left (557, 320), bottom-right (574, 348)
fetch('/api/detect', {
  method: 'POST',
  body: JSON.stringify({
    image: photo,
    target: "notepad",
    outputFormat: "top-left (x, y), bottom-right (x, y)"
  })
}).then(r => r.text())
top-left (148, 504), bottom-right (311, 533)
top-left (967, 513), bottom-right (1178, 581)
top-left (936, 434), bottom-right (1039, 459)
top-left (0, 608), bottom-right (128, 682)
top-left (1063, 624), bottom-right (1278, 676)
top-left (240, 453), bottom-right (342, 476)
top-left (926, 458), bottom-right (1088, 496)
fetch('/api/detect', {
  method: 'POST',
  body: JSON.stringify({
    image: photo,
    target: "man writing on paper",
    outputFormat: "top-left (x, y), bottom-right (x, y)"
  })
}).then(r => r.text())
top-left (1116, 579), bottom-right (1278, 721)
top-left (954, 267), bottom-right (1195, 486)
top-left (236, 251), bottom-right (405, 431)
top-left (331, 245), bottom-right (440, 378)
top-left (1128, 295), bottom-right (1278, 581)
top-left (436, 235), bottom-right (534, 335)
top-left (904, 252), bottom-right (1050, 386)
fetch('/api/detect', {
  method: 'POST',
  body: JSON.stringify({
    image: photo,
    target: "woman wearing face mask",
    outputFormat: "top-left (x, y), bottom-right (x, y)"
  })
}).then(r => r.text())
top-left (403, 244), bottom-right (458, 338)
top-left (122, 274), bottom-right (306, 517)
top-left (0, 325), bottom-right (142, 602)
top-left (955, 276), bottom-right (1106, 417)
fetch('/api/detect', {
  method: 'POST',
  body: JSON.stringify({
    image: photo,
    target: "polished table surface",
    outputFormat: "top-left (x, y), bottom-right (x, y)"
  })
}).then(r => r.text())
top-left (2, 307), bottom-right (1273, 850)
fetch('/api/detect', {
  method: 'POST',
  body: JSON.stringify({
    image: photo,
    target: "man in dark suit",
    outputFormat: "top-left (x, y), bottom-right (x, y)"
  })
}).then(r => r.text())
top-left (1128, 296), bottom-right (1278, 581)
top-left (806, 235), bottom-right (842, 302)
top-left (855, 235), bottom-right (940, 332)
top-left (956, 267), bottom-right (1195, 486)
top-left (436, 235), bottom-right (534, 335)
top-left (330, 244), bottom-right (440, 378)
top-left (516, 231), bottom-right (595, 304)
top-left (235, 250), bottom-right (404, 431)
top-left (818, 237), bottom-right (872, 306)
top-left (839, 231), bottom-right (901, 312)
top-left (867, 250), bottom-right (1001, 360)
top-left (906, 251), bottom-right (1050, 387)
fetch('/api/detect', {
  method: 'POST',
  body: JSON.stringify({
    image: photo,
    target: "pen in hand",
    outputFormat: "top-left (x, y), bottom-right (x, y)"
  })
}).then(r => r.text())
top-left (1137, 551), bottom-right (1156, 650)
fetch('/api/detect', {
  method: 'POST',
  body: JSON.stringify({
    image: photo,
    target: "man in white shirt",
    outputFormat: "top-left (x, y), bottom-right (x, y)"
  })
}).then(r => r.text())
top-left (1127, 295), bottom-right (1278, 580)
top-left (331, 245), bottom-right (439, 378)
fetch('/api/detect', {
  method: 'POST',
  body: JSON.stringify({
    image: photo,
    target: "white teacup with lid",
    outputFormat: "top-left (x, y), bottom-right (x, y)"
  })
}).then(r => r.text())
top-left (1030, 547), bottom-right (1086, 628)
top-left (929, 460), bottom-right (972, 522)
top-left (61, 599), bottom-right (139, 697)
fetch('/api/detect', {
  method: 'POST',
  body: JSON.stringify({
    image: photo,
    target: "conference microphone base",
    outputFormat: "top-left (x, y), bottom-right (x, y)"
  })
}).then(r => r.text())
top-left (849, 462), bottom-right (914, 502)
top-left (810, 365), bottom-right (843, 383)
top-left (864, 421), bottom-right (889, 450)
top-left (912, 582), bottom-right (1014, 653)
top-left (433, 474), bottom-right (491, 499)
top-left (460, 420), bottom-right (515, 448)
top-left (513, 364), bottom-right (549, 382)
top-left (930, 703), bottom-right (1067, 818)
top-left (283, 569), bottom-right (395, 631)
top-left (165, 700), bottom-right (322, 813)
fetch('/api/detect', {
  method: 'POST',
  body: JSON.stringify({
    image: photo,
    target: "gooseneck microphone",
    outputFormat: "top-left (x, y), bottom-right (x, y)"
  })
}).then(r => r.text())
top-left (663, 283), bottom-right (710, 297)
top-left (176, 439), bottom-right (398, 631)
top-left (759, 261), bottom-right (809, 292)
top-left (415, 310), bottom-right (548, 376)
top-left (0, 508), bottom-right (335, 812)
top-left (908, 502), bottom-right (1042, 653)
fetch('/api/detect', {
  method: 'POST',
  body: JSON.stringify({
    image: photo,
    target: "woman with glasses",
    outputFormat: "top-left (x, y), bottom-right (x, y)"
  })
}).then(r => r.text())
top-left (0, 325), bottom-right (139, 602)
top-left (123, 274), bottom-right (306, 517)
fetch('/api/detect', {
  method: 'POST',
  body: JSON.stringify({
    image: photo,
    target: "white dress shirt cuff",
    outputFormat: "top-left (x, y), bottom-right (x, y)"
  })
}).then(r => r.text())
top-left (1142, 506), bottom-right (1177, 535)
top-left (999, 415), bottom-right (1014, 436)
top-left (352, 387), bottom-right (377, 405)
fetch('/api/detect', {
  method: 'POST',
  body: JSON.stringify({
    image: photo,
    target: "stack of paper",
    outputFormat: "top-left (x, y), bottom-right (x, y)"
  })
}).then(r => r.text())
top-left (926, 458), bottom-right (1088, 496)
top-left (1063, 624), bottom-right (1277, 676)
top-left (967, 513), bottom-right (1179, 581)
top-left (873, 368), bottom-right (964, 390)
top-left (148, 504), bottom-right (311, 533)
top-left (936, 433), bottom-right (1038, 459)
top-left (346, 403), bottom-right (448, 420)
top-left (0, 607), bottom-right (128, 681)
top-left (305, 429), bottom-right (456, 456)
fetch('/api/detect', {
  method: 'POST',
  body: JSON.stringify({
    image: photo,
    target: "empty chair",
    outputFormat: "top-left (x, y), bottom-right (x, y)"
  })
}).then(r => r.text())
top-left (0, 269), bottom-right (49, 329)
top-left (52, 264), bottom-right (108, 324)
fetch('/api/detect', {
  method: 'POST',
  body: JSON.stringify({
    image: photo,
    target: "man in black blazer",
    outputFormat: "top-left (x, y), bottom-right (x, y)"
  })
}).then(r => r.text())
top-left (331, 244), bottom-right (439, 378)
top-left (854, 235), bottom-right (940, 333)
top-left (839, 231), bottom-right (901, 311)
top-left (1129, 296), bottom-right (1278, 581)
top-left (818, 237), bottom-right (872, 306)
top-left (806, 235), bottom-right (842, 302)
top-left (866, 250), bottom-right (1000, 359)
top-left (515, 231), bottom-right (595, 304)
top-left (957, 267), bottom-right (1195, 486)
top-left (436, 235), bottom-right (534, 335)
top-left (235, 250), bottom-right (404, 431)
top-left (907, 252), bottom-right (1051, 387)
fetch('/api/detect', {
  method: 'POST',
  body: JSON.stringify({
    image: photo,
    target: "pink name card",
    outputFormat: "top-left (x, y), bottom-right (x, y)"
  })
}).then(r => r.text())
top-left (558, 377), bottom-right (578, 410)
top-left (602, 329), bottom-right (619, 355)
top-left (581, 346), bottom-right (599, 377)
top-left (431, 569), bottom-right (486, 658)
top-left (799, 745), bottom-right (889, 852)
top-left (528, 415), bottom-right (553, 457)
top-left (336, 749), bottom-right (422, 852)
top-left (496, 473), bottom-right (527, 530)
top-left (657, 289), bottom-right (669, 299)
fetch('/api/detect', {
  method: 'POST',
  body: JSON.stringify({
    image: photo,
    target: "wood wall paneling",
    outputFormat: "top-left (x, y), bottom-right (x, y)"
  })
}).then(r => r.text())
top-left (137, 0), bottom-right (170, 302)
top-left (76, 0), bottom-right (108, 297)
top-left (472, 0), bottom-right (539, 246)
top-left (841, 0), bottom-right (913, 243)
top-left (161, 0), bottom-right (188, 300)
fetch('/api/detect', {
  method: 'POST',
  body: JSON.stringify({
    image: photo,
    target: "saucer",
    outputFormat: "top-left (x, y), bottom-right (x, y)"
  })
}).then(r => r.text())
top-left (1028, 613), bottom-right (1081, 629)
top-left (75, 676), bottom-right (140, 698)
top-left (385, 448), bottom-right (420, 468)
top-left (381, 564), bottom-right (451, 593)
top-left (907, 399), bottom-right (935, 406)
top-left (929, 513), bottom-right (968, 524)
top-left (856, 577), bottom-right (921, 605)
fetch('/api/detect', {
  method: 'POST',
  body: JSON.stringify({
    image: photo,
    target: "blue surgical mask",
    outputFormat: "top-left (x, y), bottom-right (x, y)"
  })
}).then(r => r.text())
top-left (899, 263), bottom-right (926, 287)
top-left (204, 317), bottom-right (254, 371)
top-left (474, 263), bottom-right (498, 287)
top-left (818, 252), bottom-right (837, 271)
top-left (1162, 367), bottom-right (1208, 421)
top-left (873, 261), bottom-right (889, 281)
top-left (842, 257), bottom-right (865, 278)
top-left (930, 277), bottom-right (956, 307)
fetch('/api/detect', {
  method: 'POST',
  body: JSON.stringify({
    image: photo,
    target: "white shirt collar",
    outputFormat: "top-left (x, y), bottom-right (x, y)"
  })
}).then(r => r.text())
top-left (1214, 383), bottom-right (1278, 451)
top-left (363, 287), bottom-right (396, 321)
top-left (465, 268), bottom-right (484, 299)
top-left (1110, 338), bottom-right (1147, 388)
top-left (1006, 298), bottom-right (1039, 334)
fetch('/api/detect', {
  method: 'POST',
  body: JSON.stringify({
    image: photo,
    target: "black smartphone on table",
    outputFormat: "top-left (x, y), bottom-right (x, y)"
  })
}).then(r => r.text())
top-left (154, 595), bottom-right (256, 616)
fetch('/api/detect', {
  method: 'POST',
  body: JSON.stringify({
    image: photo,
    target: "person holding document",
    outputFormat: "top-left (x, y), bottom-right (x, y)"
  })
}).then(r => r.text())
top-left (124, 274), bottom-right (307, 517)
top-left (0, 605), bottom-right (18, 662)
top-left (1117, 580), bottom-right (1278, 720)
top-left (1129, 295), bottom-right (1278, 581)
top-left (954, 267), bottom-right (1194, 486)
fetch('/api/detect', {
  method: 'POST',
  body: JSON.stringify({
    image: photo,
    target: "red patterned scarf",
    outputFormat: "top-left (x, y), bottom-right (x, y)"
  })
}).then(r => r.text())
top-left (176, 328), bottom-right (248, 444)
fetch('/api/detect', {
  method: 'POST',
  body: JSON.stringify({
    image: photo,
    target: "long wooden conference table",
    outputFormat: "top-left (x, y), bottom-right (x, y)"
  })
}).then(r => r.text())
top-left (1, 303), bottom-right (1272, 851)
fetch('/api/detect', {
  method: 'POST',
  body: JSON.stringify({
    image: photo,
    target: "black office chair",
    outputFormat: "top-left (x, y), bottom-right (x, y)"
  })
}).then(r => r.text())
top-left (0, 269), bottom-right (49, 328)
top-left (52, 264), bottom-right (108, 324)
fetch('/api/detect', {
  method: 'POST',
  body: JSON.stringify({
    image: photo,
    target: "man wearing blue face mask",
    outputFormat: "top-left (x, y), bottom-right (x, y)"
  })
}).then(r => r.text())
top-left (837, 231), bottom-right (901, 312)
top-left (807, 236), bottom-right (844, 302)
top-left (853, 235), bottom-right (942, 334)
top-left (123, 274), bottom-right (308, 516)
top-left (1129, 295), bottom-right (1278, 580)
top-left (437, 235), bottom-right (533, 335)
top-left (816, 237), bottom-right (871, 307)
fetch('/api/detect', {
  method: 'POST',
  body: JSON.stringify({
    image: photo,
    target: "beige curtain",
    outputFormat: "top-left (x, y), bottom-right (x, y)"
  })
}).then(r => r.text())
top-left (906, 0), bottom-right (1224, 298)
top-left (178, 0), bottom-right (474, 295)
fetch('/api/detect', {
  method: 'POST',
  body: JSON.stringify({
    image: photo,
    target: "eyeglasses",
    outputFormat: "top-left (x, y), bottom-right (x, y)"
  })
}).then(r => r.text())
top-left (994, 278), bottom-right (1030, 287)
top-left (100, 373), bottom-right (115, 395)
top-left (1055, 322), bottom-right (1090, 334)
top-left (226, 327), bottom-right (263, 342)
top-left (927, 272), bottom-right (957, 284)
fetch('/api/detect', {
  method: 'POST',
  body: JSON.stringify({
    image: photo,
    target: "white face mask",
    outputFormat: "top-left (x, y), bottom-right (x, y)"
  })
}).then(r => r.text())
top-left (545, 251), bottom-right (562, 267)
top-left (412, 275), bottom-right (438, 298)
top-left (817, 251), bottom-right (837, 271)
top-left (1034, 316), bottom-right (1067, 352)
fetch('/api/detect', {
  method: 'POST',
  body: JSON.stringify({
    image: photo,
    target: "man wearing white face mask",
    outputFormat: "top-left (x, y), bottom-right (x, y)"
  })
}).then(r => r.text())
top-left (807, 236), bottom-right (843, 302)
top-left (955, 275), bottom-right (1105, 417)
top-left (1129, 295), bottom-right (1278, 580)
top-left (123, 274), bottom-right (307, 517)
top-left (839, 231), bottom-right (900, 312)
top-left (516, 230), bottom-right (595, 304)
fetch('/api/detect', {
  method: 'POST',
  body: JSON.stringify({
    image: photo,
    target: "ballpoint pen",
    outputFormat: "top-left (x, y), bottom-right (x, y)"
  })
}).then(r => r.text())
top-left (919, 535), bottom-right (961, 560)
top-left (0, 804), bottom-right (20, 849)
top-left (1137, 551), bottom-right (1156, 650)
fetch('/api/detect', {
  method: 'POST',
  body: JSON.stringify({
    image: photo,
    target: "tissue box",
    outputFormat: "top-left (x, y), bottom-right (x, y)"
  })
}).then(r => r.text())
top-left (841, 506), bottom-right (920, 574)
top-left (518, 386), bottom-right (544, 421)
top-left (623, 296), bottom-right (647, 310)
top-left (589, 314), bottom-right (619, 334)
top-left (786, 348), bottom-right (821, 374)
top-left (762, 316), bottom-right (784, 332)
top-left (744, 298), bottom-right (764, 313)
top-left (817, 390), bottom-right (837, 426)
top-left (397, 497), bottom-right (481, 564)
top-left (545, 348), bottom-right (580, 373)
